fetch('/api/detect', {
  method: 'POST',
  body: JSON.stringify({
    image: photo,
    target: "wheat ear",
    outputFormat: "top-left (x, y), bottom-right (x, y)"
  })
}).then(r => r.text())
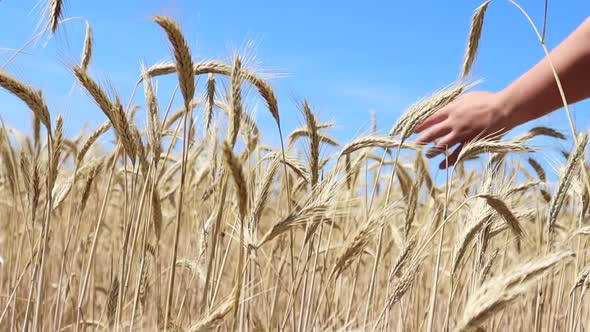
top-left (154, 16), bottom-right (195, 109)
top-left (302, 100), bottom-right (320, 186)
top-left (340, 136), bottom-right (416, 157)
top-left (461, 1), bottom-right (492, 78)
top-left (455, 250), bottom-right (573, 331)
top-left (228, 55), bottom-right (243, 147)
top-left (547, 133), bottom-right (588, 234)
top-left (81, 21), bottom-right (93, 70)
top-left (205, 73), bottom-right (216, 130)
top-left (143, 60), bottom-right (280, 125)
top-left (47, 0), bottom-right (63, 33)
top-left (0, 70), bottom-right (51, 131)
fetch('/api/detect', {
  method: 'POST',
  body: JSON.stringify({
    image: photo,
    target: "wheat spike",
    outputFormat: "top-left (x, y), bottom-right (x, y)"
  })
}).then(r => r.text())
top-left (257, 173), bottom-right (339, 248)
top-left (288, 122), bottom-right (337, 148)
top-left (228, 56), bottom-right (243, 147)
top-left (107, 277), bottom-right (120, 327)
top-left (453, 214), bottom-right (493, 274)
top-left (389, 237), bottom-right (417, 281)
top-left (142, 72), bottom-right (162, 163)
top-left (303, 100), bottom-right (320, 186)
top-left (404, 183), bottom-right (419, 237)
top-left (78, 159), bottom-right (103, 214)
top-left (188, 286), bottom-right (237, 331)
top-left (461, 1), bottom-right (492, 78)
top-left (570, 264), bottom-right (590, 295)
top-left (77, 121), bottom-right (110, 165)
top-left (390, 81), bottom-right (477, 140)
top-left (143, 60), bottom-right (281, 125)
top-left (514, 126), bottom-right (566, 143)
top-left (251, 155), bottom-right (280, 225)
top-left (49, 114), bottom-right (64, 186)
top-left (385, 259), bottom-right (421, 309)
top-left (455, 250), bottom-right (573, 331)
top-left (456, 138), bottom-right (533, 166)
top-left (205, 73), bottom-right (216, 130)
top-left (477, 193), bottom-right (525, 239)
top-left (47, 0), bottom-right (63, 33)
top-left (0, 70), bottom-right (51, 131)
top-left (547, 133), bottom-right (588, 234)
top-left (479, 249), bottom-right (499, 284)
top-left (81, 21), bottom-right (93, 70)
top-left (527, 158), bottom-right (546, 182)
top-left (222, 142), bottom-right (248, 220)
top-left (154, 16), bottom-right (195, 109)
top-left (375, 258), bottom-right (423, 328)
top-left (340, 136), bottom-right (416, 157)
top-left (152, 190), bottom-right (163, 241)
top-left (110, 100), bottom-right (139, 165)
top-left (72, 65), bottom-right (115, 120)
top-left (331, 201), bottom-right (402, 279)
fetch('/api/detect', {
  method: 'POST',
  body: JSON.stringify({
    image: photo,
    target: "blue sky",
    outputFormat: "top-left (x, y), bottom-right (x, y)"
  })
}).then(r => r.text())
top-left (0, 1), bottom-right (589, 177)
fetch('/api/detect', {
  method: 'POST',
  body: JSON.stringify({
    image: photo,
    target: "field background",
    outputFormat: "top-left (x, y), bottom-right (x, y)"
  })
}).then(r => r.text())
top-left (1, 1), bottom-right (590, 331)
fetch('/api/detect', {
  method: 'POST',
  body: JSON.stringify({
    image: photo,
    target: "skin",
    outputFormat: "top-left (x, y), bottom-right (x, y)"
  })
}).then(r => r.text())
top-left (415, 17), bottom-right (590, 169)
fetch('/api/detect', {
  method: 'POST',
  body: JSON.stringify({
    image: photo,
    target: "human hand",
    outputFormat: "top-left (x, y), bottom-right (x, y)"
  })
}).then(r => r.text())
top-left (414, 91), bottom-right (514, 169)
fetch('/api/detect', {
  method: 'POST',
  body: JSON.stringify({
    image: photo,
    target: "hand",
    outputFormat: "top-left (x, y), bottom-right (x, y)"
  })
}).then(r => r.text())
top-left (414, 91), bottom-right (514, 169)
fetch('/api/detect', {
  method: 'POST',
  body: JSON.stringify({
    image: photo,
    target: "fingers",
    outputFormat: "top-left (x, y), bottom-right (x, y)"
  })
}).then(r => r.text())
top-left (439, 143), bottom-right (464, 169)
top-left (414, 113), bottom-right (448, 133)
top-left (425, 132), bottom-right (459, 158)
top-left (415, 121), bottom-right (451, 146)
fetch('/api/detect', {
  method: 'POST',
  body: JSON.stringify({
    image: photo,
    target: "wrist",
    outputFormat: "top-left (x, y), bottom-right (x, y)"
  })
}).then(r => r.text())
top-left (495, 88), bottom-right (520, 131)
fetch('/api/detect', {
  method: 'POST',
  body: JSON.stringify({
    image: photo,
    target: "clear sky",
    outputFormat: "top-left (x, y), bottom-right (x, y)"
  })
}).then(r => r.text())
top-left (0, 1), bottom-right (589, 177)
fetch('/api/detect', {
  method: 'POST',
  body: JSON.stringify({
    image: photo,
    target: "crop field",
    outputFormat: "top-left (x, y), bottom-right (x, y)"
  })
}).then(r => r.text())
top-left (0, 1), bottom-right (589, 331)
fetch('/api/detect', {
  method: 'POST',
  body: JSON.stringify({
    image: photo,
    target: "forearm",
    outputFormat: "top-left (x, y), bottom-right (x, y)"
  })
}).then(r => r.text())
top-left (498, 17), bottom-right (590, 129)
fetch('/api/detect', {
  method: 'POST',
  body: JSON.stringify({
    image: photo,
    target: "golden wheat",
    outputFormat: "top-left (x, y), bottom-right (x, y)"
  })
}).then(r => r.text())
top-left (0, 4), bottom-right (589, 332)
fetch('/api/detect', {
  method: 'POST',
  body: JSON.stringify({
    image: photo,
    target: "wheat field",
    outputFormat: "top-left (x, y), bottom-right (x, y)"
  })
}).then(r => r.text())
top-left (0, 1), bottom-right (589, 331)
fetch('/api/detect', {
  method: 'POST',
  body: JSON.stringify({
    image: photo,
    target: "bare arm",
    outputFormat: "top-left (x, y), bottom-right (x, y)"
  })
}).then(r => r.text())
top-left (503, 17), bottom-right (590, 127)
top-left (414, 17), bottom-right (590, 169)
